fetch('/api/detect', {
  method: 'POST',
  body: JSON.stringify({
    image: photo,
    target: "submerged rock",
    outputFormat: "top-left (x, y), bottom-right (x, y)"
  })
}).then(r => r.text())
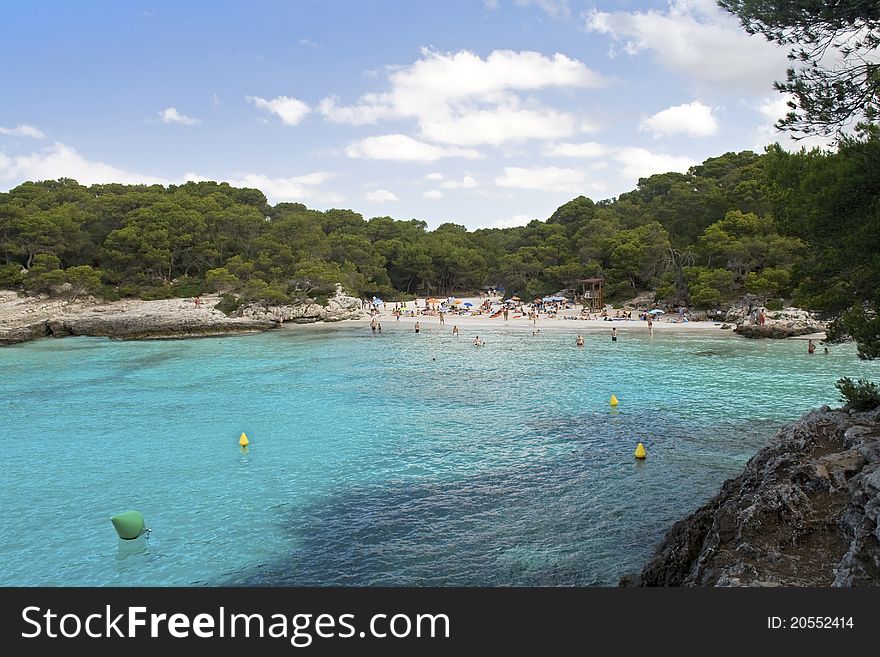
top-left (636, 408), bottom-right (880, 586)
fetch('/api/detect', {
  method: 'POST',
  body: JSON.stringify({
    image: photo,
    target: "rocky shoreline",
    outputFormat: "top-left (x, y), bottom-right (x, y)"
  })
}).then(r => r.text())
top-left (634, 406), bottom-right (880, 586)
top-left (0, 286), bottom-right (367, 346)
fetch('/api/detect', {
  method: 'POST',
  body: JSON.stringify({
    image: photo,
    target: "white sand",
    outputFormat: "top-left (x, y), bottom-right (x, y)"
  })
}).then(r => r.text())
top-left (357, 296), bottom-right (727, 335)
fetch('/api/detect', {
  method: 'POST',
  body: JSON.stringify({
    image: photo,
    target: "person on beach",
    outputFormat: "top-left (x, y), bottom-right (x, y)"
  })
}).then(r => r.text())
top-left (576, 335), bottom-right (584, 347)
top-left (759, 309), bottom-right (766, 326)
top-left (452, 325), bottom-right (460, 338)
top-left (808, 339), bottom-right (815, 354)
top-left (414, 322), bottom-right (421, 333)
top-left (439, 313), bottom-right (445, 325)
top-left (647, 318), bottom-right (654, 336)
top-left (194, 296), bottom-right (201, 308)
top-left (611, 327), bottom-right (618, 342)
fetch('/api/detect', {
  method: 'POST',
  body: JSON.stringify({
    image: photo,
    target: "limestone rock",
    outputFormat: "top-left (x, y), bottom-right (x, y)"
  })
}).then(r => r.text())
top-left (636, 408), bottom-right (880, 586)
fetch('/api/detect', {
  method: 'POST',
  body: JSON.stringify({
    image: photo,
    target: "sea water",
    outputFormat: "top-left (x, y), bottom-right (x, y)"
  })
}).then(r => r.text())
top-left (2, 324), bottom-right (878, 586)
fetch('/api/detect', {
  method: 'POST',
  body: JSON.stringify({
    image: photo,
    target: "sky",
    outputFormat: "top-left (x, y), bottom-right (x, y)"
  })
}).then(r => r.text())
top-left (0, 0), bottom-right (832, 229)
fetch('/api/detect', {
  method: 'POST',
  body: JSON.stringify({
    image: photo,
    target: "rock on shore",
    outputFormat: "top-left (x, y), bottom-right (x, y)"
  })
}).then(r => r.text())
top-left (239, 284), bottom-right (367, 324)
top-left (0, 285), bottom-right (367, 345)
top-left (637, 407), bottom-right (880, 586)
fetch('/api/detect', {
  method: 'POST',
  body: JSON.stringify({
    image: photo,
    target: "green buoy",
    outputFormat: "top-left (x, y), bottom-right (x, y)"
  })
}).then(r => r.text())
top-left (111, 510), bottom-right (147, 540)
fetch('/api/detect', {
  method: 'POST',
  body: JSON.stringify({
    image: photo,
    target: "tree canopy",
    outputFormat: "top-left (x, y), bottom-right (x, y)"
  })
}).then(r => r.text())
top-left (718, 0), bottom-right (880, 138)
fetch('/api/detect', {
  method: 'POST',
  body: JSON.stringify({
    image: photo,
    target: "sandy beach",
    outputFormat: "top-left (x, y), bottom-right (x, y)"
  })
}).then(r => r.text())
top-left (354, 296), bottom-right (729, 335)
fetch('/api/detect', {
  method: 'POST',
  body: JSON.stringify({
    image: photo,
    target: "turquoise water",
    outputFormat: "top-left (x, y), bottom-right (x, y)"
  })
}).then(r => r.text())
top-left (2, 325), bottom-right (878, 586)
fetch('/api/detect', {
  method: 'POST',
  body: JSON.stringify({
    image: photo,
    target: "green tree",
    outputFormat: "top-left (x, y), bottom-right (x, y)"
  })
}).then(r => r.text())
top-left (719, 0), bottom-right (880, 138)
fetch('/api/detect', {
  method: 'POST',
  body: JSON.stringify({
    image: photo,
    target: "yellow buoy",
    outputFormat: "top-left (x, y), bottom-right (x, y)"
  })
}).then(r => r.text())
top-left (239, 432), bottom-right (249, 447)
top-left (610, 394), bottom-right (619, 407)
top-left (634, 442), bottom-right (646, 459)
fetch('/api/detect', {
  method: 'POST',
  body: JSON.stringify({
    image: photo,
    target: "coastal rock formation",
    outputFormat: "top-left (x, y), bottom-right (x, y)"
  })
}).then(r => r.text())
top-left (240, 284), bottom-right (367, 324)
top-left (637, 407), bottom-right (880, 586)
top-left (734, 322), bottom-right (821, 339)
top-left (0, 285), bottom-right (368, 345)
top-left (0, 292), bottom-right (276, 345)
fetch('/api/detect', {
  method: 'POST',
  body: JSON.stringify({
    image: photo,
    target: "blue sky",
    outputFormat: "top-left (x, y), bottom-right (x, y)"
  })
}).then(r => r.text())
top-left (0, 0), bottom-right (826, 229)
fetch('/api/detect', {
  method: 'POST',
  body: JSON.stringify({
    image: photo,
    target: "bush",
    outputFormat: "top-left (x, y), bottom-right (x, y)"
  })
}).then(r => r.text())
top-left (765, 299), bottom-right (784, 311)
top-left (216, 293), bottom-right (241, 315)
top-left (835, 377), bottom-right (880, 411)
top-left (138, 286), bottom-right (175, 301)
top-left (0, 264), bottom-right (24, 288)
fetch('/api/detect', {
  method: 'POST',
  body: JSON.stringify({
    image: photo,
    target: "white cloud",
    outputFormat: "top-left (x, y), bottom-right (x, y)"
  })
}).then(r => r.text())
top-left (226, 172), bottom-right (342, 204)
top-left (246, 95), bottom-right (310, 125)
top-left (543, 141), bottom-right (607, 157)
top-left (346, 134), bottom-right (480, 162)
top-left (584, 0), bottom-right (788, 93)
top-left (366, 189), bottom-right (399, 202)
top-left (318, 95), bottom-right (396, 125)
top-left (423, 189), bottom-right (444, 199)
top-left (0, 142), bottom-right (169, 187)
top-left (483, 0), bottom-right (500, 8)
top-left (158, 107), bottom-right (200, 125)
top-left (0, 124), bottom-right (45, 139)
top-left (613, 147), bottom-right (695, 179)
top-left (297, 38), bottom-right (322, 49)
top-left (424, 172), bottom-right (444, 181)
top-left (752, 96), bottom-right (834, 151)
top-left (0, 142), bottom-right (341, 205)
top-left (514, 0), bottom-right (570, 18)
top-left (420, 100), bottom-right (579, 146)
top-left (495, 166), bottom-right (596, 193)
top-left (491, 213), bottom-right (534, 229)
top-left (320, 48), bottom-right (605, 145)
top-left (440, 175), bottom-right (479, 189)
top-left (639, 101), bottom-right (718, 138)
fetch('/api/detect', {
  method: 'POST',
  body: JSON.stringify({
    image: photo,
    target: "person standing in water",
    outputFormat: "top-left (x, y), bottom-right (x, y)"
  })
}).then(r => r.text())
top-left (414, 321), bottom-right (421, 333)
top-left (370, 318), bottom-right (377, 333)
top-left (452, 325), bottom-right (460, 338)
top-left (439, 313), bottom-right (445, 325)
top-left (611, 327), bottom-right (618, 342)
top-left (808, 339), bottom-right (815, 354)
top-left (576, 335), bottom-right (584, 346)
top-left (647, 317), bottom-right (654, 336)
top-left (377, 323), bottom-right (382, 333)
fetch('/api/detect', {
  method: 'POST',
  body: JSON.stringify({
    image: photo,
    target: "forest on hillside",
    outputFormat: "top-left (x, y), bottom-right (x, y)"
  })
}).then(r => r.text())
top-left (1, 140), bottom-right (877, 328)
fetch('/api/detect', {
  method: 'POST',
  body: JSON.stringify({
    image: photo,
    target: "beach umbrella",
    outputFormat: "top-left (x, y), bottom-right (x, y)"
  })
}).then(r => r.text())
top-left (511, 296), bottom-right (521, 301)
top-left (452, 299), bottom-right (463, 305)
top-left (463, 302), bottom-right (473, 307)
top-left (648, 309), bottom-right (665, 315)
top-left (426, 297), bottom-right (438, 304)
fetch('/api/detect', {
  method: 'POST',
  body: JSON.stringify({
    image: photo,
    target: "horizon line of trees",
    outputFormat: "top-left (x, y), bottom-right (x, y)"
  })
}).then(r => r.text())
top-left (0, 138), bottom-right (878, 360)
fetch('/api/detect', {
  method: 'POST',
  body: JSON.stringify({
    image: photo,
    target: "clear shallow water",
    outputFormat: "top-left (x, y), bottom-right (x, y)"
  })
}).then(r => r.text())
top-left (1, 325), bottom-right (878, 586)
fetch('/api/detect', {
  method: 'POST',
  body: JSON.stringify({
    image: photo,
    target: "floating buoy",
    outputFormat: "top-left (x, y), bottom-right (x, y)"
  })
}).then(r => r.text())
top-left (634, 442), bottom-right (647, 459)
top-left (239, 432), bottom-right (249, 447)
top-left (111, 510), bottom-right (147, 540)
top-left (610, 394), bottom-right (619, 407)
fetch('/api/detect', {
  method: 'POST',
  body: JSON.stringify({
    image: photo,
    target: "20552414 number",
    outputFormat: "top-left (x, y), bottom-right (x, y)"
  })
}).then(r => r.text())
top-left (790, 617), bottom-right (854, 629)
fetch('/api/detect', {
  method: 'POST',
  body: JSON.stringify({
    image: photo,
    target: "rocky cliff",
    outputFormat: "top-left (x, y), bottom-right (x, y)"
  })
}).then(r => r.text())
top-left (637, 407), bottom-right (880, 586)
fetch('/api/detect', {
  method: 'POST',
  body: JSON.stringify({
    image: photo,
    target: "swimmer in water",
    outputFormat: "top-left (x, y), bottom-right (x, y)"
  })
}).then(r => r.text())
top-left (576, 335), bottom-right (584, 346)
top-left (611, 327), bottom-right (618, 342)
